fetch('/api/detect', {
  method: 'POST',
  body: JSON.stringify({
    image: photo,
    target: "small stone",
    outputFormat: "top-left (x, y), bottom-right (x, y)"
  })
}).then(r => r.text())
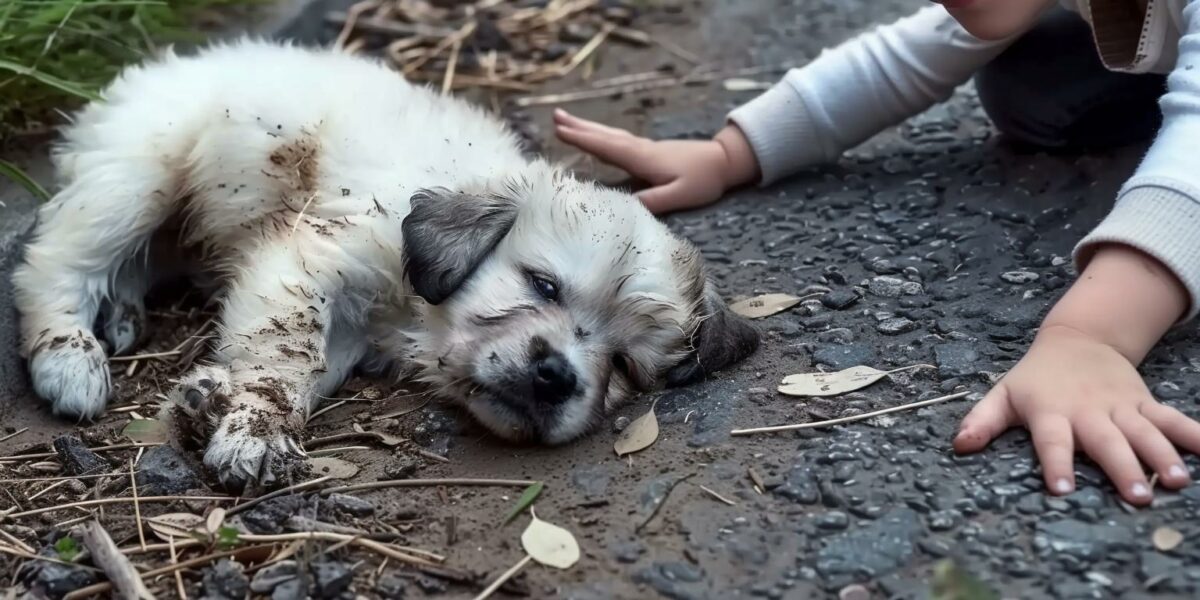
top-left (820, 289), bottom-right (860, 310)
top-left (241, 495), bottom-right (309, 534)
top-left (136, 445), bottom-right (202, 495)
top-left (200, 559), bottom-right (249, 600)
top-left (312, 561), bottom-right (353, 598)
top-left (877, 317), bottom-right (917, 335)
top-left (813, 345), bottom-right (877, 370)
top-left (414, 575), bottom-right (448, 594)
top-left (250, 561), bottom-right (298, 594)
top-left (869, 276), bottom-right (905, 298)
top-left (376, 573), bottom-right (408, 599)
top-left (816, 511), bottom-right (850, 531)
top-left (612, 416), bottom-right (631, 432)
top-left (21, 545), bottom-right (97, 598)
top-left (838, 584), bottom-right (871, 600)
top-left (53, 435), bottom-right (110, 476)
top-left (321, 493), bottom-right (375, 519)
top-left (384, 456), bottom-right (419, 479)
top-left (933, 343), bottom-right (979, 378)
top-left (1000, 271), bottom-right (1039, 284)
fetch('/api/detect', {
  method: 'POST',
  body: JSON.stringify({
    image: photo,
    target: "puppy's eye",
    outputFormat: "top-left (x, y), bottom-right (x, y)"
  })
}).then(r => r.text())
top-left (530, 274), bottom-right (558, 301)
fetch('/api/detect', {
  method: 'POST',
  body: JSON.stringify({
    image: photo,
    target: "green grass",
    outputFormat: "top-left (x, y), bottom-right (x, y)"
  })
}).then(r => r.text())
top-left (0, 0), bottom-right (255, 138)
top-left (0, 0), bottom-right (261, 197)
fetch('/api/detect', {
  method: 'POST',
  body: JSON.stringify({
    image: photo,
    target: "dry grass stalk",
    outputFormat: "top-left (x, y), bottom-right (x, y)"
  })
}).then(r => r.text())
top-left (321, 477), bottom-right (539, 496)
top-left (129, 458), bottom-right (147, 551)
top-left (79, 521), bottom-right (156, 600)
top-left (698, 485), bottom-right (737, 506)
top-left (731, 391), bottom-right (972, 435)
top-left (2, 495), bottom-right (234, 521)
top-left (225, 475), bottom-right (333, 517)
top-left (0, 427), bottom-right (29, 444)
top-left (168, 535), bottom-right (186, 600)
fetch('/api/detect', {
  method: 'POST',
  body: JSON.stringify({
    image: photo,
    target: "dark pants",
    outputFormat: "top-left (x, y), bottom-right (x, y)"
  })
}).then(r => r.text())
top-left (975, 7), bottom-right (1166, 151)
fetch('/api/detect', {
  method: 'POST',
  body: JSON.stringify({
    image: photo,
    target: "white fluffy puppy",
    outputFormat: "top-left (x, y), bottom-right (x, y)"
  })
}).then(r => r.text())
top-left (13, 40), bottom-right (758, 490)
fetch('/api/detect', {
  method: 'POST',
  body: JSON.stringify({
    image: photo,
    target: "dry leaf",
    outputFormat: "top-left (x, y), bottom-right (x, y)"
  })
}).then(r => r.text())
top-left (146, 513), bottom-right (204, 542)
top-left (614, 403), bottom-right (658, 457)
top-left (722, 78), bottom-right (772, 91)
top-left (352, 423), bottom-right (406, 446)
top-left (121, 419), bottom-right (167, 444)
top-left (521, 508), bottom-right (580, 569)
top-left (1153, 526), bottom-right (1183, 552)
top-left (205, 508), bottom-right (226, 536)
top-left (728, 293), bottom-right (805, 319)
top-left (308, 457), bottom-right (360, 479)
top-left (778, 364), bottom-right (931, 397)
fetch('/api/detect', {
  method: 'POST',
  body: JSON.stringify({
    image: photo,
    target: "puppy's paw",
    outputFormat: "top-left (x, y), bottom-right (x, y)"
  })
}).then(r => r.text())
top-left (163, 365), bottom-right (234, 451)
top-left (101, 299), bottom-right (146, 356)
top-left (203, 410), bottom-right (307, 494)
top-left (29, 330), bottom-right (110, 419)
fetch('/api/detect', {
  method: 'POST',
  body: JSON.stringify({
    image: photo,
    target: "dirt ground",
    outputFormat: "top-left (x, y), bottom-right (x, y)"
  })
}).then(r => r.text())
top-left (4, 1), bottom-right (1200, 599)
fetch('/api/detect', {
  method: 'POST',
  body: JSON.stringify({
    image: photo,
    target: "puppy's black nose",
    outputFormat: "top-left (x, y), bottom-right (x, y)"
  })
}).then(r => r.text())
top-left (532, 352), bottom-right (577, 402)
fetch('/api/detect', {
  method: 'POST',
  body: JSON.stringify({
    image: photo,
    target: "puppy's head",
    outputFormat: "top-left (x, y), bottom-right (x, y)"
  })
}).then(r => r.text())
top-left (401, 165), bottom-right (757, 444)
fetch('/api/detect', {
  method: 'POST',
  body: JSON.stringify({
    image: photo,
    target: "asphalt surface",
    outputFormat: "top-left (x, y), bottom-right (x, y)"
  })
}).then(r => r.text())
top-left (5, 1), bottom-right (1200, 598)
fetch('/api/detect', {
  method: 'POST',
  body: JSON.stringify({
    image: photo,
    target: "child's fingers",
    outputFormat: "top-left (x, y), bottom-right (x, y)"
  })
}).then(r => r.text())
top-left (1074, 415), bottom-right (1153, 505)
top-left (953, 384), bottom-right (1016, 454)
top-left (637, 180), bottom-right (693, 215)
top-left (1029, 414), bottom-right (1075, 495)
top-left (555, 126), bottom-right (644, 171)
top-left (1139, 401), bottom-right (1200, 456)
top-left (1114, 407), bottom-right (1189, 488)
top-left (553, 109), bottom-right (634, 137)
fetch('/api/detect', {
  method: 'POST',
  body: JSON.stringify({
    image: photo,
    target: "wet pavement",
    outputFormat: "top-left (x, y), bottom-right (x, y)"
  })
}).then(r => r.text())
top-left (4, 1), bottom-right (1200, 598)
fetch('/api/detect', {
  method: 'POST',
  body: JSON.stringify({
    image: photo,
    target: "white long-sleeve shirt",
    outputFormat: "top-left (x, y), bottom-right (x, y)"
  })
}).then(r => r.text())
top-left (728, 0), bottom-right (1200, 320)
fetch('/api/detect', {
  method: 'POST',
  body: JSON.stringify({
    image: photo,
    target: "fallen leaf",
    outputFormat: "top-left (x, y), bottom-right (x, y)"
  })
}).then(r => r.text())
top-left (728, 293), bottom-right (806, 319)
top-left (205, 508), bottom-right (226, 536)
top-left (352, 423), bottom-right (406, 446)
top-left (308, 457), bottom-right (360, 479)
top-left (614, 403), bottom-right (658, 457)
top-left (778, 364), bottom-right (931, 397)
top-left (1153, 526), bottom-right (1183, 552)
top-left (722, 78), bottom-right (771, 92)
top-left (501, 481), bottom-right (545, 527)
top-left (121, 419), bottom-right (168, 444)
top-left (146, 513), bottom-right (205, 542)
top-left (521, 508), bottom-right (580, 569)
top-left (931, 559), bottom-right (998, 600)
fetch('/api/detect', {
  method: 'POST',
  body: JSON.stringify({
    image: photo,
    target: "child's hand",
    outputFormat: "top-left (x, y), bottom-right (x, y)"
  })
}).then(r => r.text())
top-left (553, 109), bottom-right (759, 214)
top-left (953, 245), bottom-right (1200, 506)
top-left (955, 325), bottom-right (1200, 505)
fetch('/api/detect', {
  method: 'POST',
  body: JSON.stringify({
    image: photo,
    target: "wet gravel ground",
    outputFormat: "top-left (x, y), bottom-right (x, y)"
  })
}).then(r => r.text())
top-left (6, 0), bottom-right (1200, 598)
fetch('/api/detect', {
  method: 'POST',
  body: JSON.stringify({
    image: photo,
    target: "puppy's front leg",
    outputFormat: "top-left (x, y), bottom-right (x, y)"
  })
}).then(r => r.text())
top-left (180, 245), bottom-right (362, 490)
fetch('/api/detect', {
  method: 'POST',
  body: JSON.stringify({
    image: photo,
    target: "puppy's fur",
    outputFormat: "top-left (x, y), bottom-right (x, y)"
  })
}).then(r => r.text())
top-left (13, 40), bottom-right (758, 489)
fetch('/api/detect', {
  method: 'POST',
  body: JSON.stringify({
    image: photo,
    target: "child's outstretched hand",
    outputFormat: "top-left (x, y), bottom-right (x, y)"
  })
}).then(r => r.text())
top-left (553, 109), bottom-right (760, 214)
top-left (953, 245), bottom-right (1200, 505)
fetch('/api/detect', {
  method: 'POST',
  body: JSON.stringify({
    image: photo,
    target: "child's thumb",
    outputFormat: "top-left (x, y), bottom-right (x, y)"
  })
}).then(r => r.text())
top-left (953, 384), bottom-right (1017, 454)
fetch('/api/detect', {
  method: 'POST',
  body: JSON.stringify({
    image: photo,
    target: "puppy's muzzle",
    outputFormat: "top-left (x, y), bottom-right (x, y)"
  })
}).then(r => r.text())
top-left (532, 351), bottom-right (577, 403)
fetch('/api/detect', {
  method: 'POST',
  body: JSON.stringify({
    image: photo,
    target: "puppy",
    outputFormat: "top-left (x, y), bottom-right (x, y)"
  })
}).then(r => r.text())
top-left (13, 40), bottom-right (758, 490)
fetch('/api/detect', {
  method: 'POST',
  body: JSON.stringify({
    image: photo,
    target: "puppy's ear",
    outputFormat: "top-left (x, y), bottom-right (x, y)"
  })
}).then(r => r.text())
top-left (665, 282), bottom-right (759, 387)
top-left (402, 188), bottom-right (518, 305)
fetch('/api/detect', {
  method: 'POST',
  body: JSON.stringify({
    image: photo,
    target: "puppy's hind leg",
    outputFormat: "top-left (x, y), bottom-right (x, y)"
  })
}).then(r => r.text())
top-left (13, 156), bottom-right (180, 419)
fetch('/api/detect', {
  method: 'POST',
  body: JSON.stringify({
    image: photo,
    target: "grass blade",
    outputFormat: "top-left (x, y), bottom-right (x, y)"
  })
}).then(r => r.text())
top-left (0, 57), bottom-right (100, 101)
top-left (500, 481), bottom-right (544, 527)
top-left (0, 158), bottom-right (50, 201)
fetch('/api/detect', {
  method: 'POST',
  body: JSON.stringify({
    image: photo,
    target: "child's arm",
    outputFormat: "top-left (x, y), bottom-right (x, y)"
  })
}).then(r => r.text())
top-left (556, 6), bottom-right (1015, 212)
top-left (955, 245), bottom-right (1200, 503)
top-left (957, 3), bottom-right (1200, 505)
